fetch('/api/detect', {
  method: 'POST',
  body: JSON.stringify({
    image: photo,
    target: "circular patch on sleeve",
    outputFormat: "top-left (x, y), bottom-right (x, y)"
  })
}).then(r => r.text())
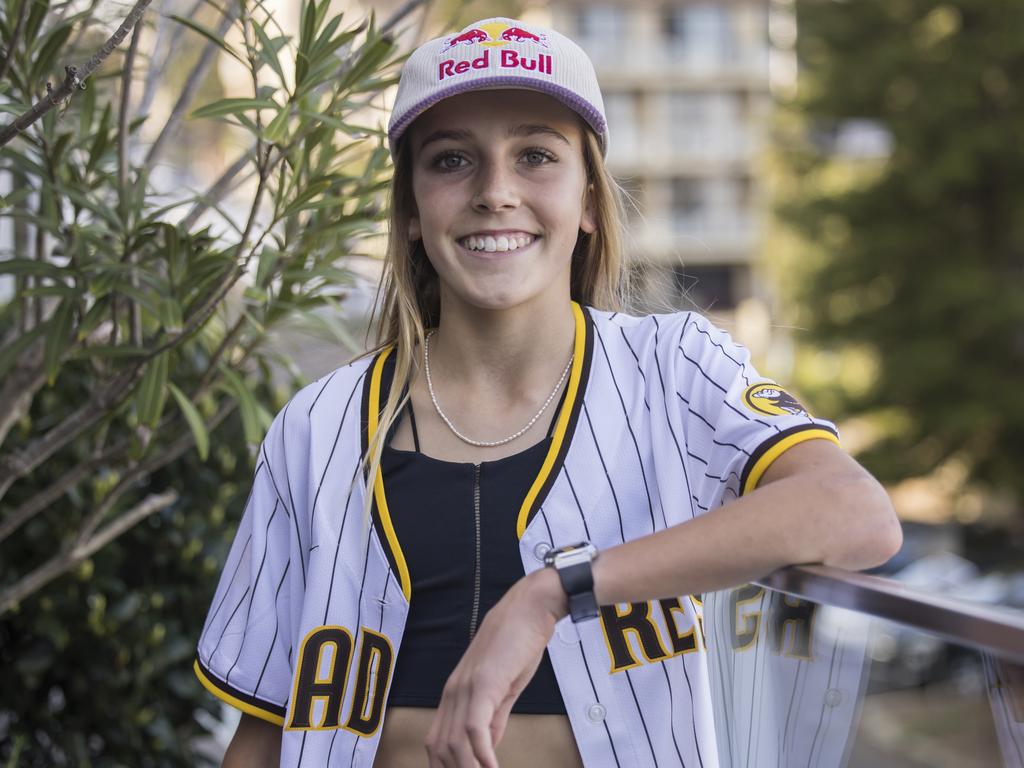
top-left (742, 383), bottom-right (809, 417)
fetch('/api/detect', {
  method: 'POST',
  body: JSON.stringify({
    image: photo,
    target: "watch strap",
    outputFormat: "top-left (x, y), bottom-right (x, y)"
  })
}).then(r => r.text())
top-left (556, 560), bottom-right (598, 623)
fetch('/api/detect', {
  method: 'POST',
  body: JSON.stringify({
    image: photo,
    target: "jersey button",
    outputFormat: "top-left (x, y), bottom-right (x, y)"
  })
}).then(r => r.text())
top-left (586, 703), bottom-right (606, 723)
top-left (533, 542), bottom-right (552, 562)
top-left (824, 688), bottom-right (843, 707)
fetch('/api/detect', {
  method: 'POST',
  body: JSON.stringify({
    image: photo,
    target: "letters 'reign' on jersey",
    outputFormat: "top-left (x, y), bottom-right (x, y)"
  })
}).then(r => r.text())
top-left (195, 304), bottom-right (864, 767)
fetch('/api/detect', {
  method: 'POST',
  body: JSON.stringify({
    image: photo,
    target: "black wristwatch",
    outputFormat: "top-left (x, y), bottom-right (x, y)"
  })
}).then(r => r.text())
top-left (543, 541), bottom-right (599, 623)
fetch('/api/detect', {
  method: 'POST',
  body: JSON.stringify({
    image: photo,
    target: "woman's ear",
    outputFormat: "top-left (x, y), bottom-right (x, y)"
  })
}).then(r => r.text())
top-left (580, 182), bottom-right (597, 235)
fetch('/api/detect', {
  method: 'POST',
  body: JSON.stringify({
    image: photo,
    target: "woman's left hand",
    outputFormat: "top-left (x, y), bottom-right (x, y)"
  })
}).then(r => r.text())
top-left (424, 568), bottom-right (567, 768)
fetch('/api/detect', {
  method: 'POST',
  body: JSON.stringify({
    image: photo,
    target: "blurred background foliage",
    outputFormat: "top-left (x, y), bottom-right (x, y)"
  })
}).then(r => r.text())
top-left (770, 0), bottom-right (1024, 525)
top-left (0, 0), bottom-right (413, 761)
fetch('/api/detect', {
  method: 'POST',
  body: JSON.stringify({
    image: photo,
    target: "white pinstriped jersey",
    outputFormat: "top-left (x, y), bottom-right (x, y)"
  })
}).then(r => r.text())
top-left (195, 302), bottom-right (843, 767)
top-left (702, 588), bottom-right (871, 768)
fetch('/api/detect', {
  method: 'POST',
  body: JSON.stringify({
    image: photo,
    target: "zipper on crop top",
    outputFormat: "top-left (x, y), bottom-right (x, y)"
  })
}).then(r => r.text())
top-left (469, 462), bottom-right (482, 640)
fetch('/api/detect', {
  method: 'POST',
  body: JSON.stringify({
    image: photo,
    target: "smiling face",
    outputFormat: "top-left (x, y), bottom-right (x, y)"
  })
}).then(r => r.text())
top-left (406, 88), bottom-right (596, 315)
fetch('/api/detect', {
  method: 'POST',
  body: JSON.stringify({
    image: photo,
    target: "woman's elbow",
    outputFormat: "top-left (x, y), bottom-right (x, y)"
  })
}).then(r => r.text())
top-left (822, 472), bottom-right (903, 572)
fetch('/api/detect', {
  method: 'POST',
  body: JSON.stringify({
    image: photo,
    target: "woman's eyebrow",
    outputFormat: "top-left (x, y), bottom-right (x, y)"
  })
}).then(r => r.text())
top-left (418, 124), bottom-right (571, 152)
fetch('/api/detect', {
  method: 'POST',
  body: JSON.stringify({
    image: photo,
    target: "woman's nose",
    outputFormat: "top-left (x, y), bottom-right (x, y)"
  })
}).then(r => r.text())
top-left (471, 160), bottom-right (519, 212)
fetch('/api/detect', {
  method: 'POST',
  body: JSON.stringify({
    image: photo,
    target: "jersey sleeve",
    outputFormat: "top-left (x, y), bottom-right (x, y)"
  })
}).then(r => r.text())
top-left (675, 313), bottom-right (840, 514)
top-left (194, 413), bottom-right (302, 726)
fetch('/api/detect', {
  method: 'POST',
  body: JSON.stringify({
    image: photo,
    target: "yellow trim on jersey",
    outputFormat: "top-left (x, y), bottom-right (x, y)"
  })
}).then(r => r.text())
top-left (368, 346), bottom-right (413, 602)
top-left (742, 428), bottom-right (840, 495)
top-left (517, 301), bottom-right (586, 539)
top-left (193, 659), bottom-right (286, 726)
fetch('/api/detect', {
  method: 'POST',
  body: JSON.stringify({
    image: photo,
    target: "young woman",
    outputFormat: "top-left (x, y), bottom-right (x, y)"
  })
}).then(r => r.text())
top-left (195, 17), bottom-right (903, 768)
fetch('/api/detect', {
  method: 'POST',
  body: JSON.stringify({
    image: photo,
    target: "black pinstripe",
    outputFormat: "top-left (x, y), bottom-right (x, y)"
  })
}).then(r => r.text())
top-left (624, 665), bottom-right (661, 766)
top-left (779, 645), bottom-right (809, 766)
top-left (581, 402), bottom-right (626, 542)
top-left (309, 373), bottom-right (365, 536)
top-left (593, 323), bottom-right (663, 530)
top-left (576, 639), bottom-right (623, 766)
top-left (618, 326), bottom-right (651, 412)
top-left (804, 629), bottom-right (845, 768)
top-left (255, 561), bottom-right (291, 698)
top-left (262, 446), bottom-right (304, 593)
top-left (675, 344), bottom-right (728, 394)
top-left (226, 499), bottom-right (281, 684)
top-left (744, 589), bottom-right (769, 768)
top-left (562, 468), bottom-right (593, 541)
top-left (716, 589), bottom-right (736, 768)
top-left (281, 398), bottom-right (303, 567)
top-left (650, 316), bottom-right (696, 523)
top-left (308, 369), bottom-right (340, 416)
top-left (343, 526), bottom-right (376, 768)
top-left (210, 586), bottom-right (251, 661)
top-left (204, 533), bottom-right (252, 634)
top-left (687, 318), bottom-right (751, 386)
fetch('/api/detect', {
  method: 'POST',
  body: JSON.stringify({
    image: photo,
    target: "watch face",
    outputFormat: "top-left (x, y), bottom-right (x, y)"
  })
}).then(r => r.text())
top-left (545, 542), bottom-right (596, 569)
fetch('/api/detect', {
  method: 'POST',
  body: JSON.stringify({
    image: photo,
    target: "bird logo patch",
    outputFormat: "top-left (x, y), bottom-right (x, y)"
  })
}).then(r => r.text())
top-left (742, 383), bottom-right (809, 417)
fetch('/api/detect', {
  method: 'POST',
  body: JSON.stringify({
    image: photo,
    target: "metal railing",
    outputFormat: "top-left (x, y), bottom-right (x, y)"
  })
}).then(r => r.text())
top-left (755, 563), bottom-right (1024, 663)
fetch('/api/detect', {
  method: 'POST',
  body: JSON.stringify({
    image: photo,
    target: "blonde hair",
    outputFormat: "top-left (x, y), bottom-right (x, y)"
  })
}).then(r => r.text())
top-left (356, 120), bottom-right (634, 528)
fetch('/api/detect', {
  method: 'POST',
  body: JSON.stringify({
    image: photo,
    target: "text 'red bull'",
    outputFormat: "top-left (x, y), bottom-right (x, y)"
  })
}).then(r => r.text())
top-left (438, 49), bottom-right (553, 81)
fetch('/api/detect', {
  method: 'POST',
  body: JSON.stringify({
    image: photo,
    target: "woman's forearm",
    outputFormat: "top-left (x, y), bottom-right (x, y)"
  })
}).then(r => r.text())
top-left (528, 445), bottom-right (902, 620)
top-left (222, 713), bottom-right (282, 768)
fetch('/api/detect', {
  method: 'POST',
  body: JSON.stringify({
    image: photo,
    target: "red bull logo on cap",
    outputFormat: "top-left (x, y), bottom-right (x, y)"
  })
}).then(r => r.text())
top-left (438, 20), bottom-right (553, 82)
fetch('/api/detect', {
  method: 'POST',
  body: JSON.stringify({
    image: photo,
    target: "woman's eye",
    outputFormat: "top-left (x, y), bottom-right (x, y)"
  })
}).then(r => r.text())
top-left (523, 148), bottom-right (555, 165)
top-left (434, 152), bottom-right (467, 171)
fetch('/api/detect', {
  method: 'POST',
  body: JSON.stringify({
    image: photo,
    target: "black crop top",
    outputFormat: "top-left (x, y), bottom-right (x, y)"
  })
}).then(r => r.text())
top-left (380, 367), bottom-right (569, 715)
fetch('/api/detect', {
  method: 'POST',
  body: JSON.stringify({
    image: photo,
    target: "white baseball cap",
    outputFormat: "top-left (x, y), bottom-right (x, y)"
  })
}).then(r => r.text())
top-left (387, 17), bottom-right (609, 159)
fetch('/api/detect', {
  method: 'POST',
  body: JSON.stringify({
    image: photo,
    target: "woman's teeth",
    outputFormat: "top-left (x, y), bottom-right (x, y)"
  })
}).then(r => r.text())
top-left (459, 234), bottom-right (536, 252)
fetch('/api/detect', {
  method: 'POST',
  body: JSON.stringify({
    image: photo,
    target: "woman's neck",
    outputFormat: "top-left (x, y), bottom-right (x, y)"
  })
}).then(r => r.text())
top-left (426, 297), bottom-right (576, 403)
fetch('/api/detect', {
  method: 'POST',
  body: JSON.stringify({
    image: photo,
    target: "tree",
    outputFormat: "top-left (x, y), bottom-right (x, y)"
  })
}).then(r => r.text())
top-left (771, 0), bottom-right (1024, 515)
top-left (0, 0), bottom-right (424, 761)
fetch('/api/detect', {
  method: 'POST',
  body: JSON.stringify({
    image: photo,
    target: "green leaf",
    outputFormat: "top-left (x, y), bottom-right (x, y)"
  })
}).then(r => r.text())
top-left (263, 105), bottom-right (291, 143)
top-left (169, 14), bottom-right (248, 66)
top-left (85, 102), bottom-right (112, 174)
top-left (76, 297), bottom-right (110, 340)
top-left (252, 20), bottom-right (289, 89)
top-left (158, 296), bottom-right (183, 333)
top-left (0, 258), bottom-right (72, 278)
top-left (30, 19), bottom-right (73, 85)
top-left (168, 382), bottom-right (209, 460)
top-left (279, 178), bottom-right (331, 218)
top-left (24, 0), bottom-right (51, 50)
top-left (255, 245), bottom-right (280, 287)
top-left (219, 363), bottom-right (261, 445)
top-left (43, 297), bottom-right (75, 385)
top-left (189, 97), bottom-right (280, 121)
top-left (136, 351), bottom-right (170, 428)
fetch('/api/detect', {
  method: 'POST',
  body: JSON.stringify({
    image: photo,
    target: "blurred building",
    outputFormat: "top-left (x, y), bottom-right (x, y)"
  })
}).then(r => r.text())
top-left (542, 1), bottom-right (772, 332)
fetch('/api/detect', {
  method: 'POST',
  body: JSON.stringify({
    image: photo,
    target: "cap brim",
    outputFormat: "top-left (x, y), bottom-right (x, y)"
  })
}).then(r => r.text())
top-left (388, 77), bottom-right (608, 157)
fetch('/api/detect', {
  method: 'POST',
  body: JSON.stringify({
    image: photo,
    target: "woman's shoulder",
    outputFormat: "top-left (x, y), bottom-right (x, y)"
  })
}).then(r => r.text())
top-left (262, 352), bottom-right (377, 451)
top-left (584, 305), bottom-right (729, 346)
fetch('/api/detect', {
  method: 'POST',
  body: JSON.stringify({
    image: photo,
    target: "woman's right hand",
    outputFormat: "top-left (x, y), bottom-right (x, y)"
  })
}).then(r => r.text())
top-left (222, 713), bottom-right (282, 767)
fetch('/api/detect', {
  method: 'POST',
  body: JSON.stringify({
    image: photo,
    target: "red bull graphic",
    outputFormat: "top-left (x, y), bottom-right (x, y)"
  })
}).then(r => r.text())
top-left (500, 26), bottom-right (546, 45)
top-left (439, 49), bottom-right (553, 81)
top-left (438, 20), bottom-right (553, 81)
top-left (440, 27), bottom-right (488, 52)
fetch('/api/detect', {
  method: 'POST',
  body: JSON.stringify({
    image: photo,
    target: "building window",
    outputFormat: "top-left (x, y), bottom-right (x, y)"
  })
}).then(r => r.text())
top-left (576, 5), bottom-right (625, 47)
top-left (670, 264), bottom-right (739, 311)
top-left (671, 177), bottom-right (707, 231)
top-left (662, 4), bottom-right (736, 68)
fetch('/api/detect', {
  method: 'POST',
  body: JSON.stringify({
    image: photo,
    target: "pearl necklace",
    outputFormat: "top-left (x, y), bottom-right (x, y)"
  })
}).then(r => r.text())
top-left (423, 329), bottom-right (574, 447)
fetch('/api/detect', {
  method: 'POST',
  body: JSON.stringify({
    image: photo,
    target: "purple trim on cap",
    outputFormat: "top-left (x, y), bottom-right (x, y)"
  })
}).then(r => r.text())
top-left (389, 77), bottom-right (608, 155)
